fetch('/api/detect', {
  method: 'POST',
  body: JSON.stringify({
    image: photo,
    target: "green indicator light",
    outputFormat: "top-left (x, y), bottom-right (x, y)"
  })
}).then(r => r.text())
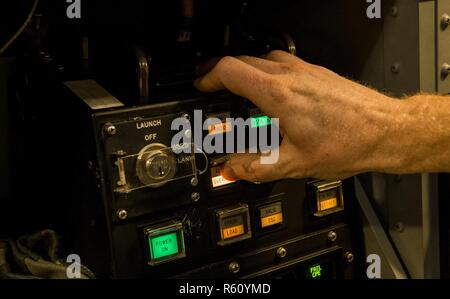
top-left (150, 232), bottom-right (179, 260)
top-left (251, 115), bottom-right (272, 128)
top-left (309, 264), bottom-right (323, 278)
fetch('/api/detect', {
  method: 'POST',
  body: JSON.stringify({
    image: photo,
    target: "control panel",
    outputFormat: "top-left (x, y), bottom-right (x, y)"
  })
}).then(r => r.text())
top-left (60, 91), bottom-right (359, 279)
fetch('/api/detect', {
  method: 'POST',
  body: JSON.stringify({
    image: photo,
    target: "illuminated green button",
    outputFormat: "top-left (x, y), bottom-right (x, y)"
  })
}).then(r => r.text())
top-left (145, 221), bottom-right (186, 266)
top-left (309, 264), bottom-right (323, 279)
top-left (150, 232), bottom-right (179, 259)
top-left (251, 115), bottom-right (272, 128)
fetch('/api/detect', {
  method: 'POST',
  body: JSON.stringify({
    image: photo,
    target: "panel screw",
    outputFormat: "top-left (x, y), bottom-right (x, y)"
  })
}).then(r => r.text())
top-left (184, 129), bottom-right (192, 138)
top-left (228, 261), bottom-right (240, 274)
top-left (344, 251), bottom-right (354, 263)
top-left (441, 63), bottom-right (450, 79)
top-left (117, 209), bottom-right (128, 220)
top-left (276, 247), bottom-right (287, 259)
top-left (391, 63), bottom-right (400, 74)
top-left (441, 13), bottom-right (450, 29)
top-left (191, 192), bottom-right (200, 202)
top-left (394, 222), bottom-right (404, 232)
top-left (328, 231), bottom-right (337, 242)
top-left (182, 113), bottom-right (190, 120)
top-left (390, 6), bottom-right (398, 17)
top-left (190, 177), bottom-right (199, 187)
top-left (104, 123), bottom-right (116, 136)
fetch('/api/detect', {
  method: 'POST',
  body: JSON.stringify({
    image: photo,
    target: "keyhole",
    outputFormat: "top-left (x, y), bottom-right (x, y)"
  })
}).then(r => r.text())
top-left (159, 166), bottom-right (165, 177)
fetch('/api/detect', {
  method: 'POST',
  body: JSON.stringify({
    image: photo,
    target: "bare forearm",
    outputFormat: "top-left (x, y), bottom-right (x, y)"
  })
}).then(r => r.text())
top-left (374, 94), bottom-right (450, 174)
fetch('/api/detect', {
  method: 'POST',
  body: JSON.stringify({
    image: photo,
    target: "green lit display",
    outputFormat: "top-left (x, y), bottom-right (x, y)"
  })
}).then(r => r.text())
top-left (251, 115), bottom-right (272, 128)
top-left (150, 232), bottom-right (179, 260)
top-left (309, 264), bottom-right (323, 278)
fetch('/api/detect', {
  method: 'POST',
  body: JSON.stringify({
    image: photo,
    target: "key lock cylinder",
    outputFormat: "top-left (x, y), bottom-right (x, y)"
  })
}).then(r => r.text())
top-left (136, 143), bottom-right (177, 188)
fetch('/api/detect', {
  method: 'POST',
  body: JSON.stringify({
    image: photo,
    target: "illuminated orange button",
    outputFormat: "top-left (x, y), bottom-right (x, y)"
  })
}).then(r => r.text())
top-left (319, 197), bottom-right (338, 211)
top-left (212, 175), bottom-right (235, 188)
top-left (208, 122), bottom-right (232, 135)
top-left (261, 213), bottom-right (283, 228)
top-left (222, 224), bottom-right (244, 239)
top-left (211, 166), bottom-right (236, 188)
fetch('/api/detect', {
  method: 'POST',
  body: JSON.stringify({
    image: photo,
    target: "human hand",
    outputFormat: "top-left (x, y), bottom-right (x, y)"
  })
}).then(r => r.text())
top-left (195, 50), bottom-right (402, 182)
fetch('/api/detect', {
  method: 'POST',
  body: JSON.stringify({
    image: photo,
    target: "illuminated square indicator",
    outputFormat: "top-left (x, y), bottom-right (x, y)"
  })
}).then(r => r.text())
top-left (150, 233), bottom-right (178, 259)
top-left (222, 215), bottom-right (245, 239)
top-left (259, 202), bottom-right (283, 228)
top-left (311, 180), bottom-right (344, 217)
top-left (144, 222), bottom-right (186, 266)
top-left (317, 188), bottom-right (339, 212)
top-left (309, 264), bottom-right (323, 279)
top-left (211, 166), bottom-right (236, 188)
top-left (206, 112), bottom-right (232, 135)
top-left (319, 197), bottom-right (338, 211)
top-left (216, 204), bottom-right (252, 246)
top-left (208, 122), bottom-right (232, 135)
top-left (251, 115), bottom-right (272, 128)
top-left (306, 260), bottom-right (334, 279)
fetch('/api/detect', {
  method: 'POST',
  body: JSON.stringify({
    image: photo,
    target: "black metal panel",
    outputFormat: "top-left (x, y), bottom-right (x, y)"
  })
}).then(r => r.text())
top-left (74, 94), bottom-right (360, 278)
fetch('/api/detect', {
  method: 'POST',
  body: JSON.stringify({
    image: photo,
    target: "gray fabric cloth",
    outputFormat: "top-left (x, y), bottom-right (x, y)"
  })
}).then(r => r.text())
top-left (0, 229), bottom-right (95, 279)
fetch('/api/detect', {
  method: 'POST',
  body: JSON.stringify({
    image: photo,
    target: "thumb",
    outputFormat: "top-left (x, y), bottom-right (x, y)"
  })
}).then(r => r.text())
top-left (221, 151), bottom-right (287, 183)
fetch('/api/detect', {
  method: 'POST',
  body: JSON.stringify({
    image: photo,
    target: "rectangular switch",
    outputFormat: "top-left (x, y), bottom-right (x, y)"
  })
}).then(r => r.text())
top-left (211, 166), bottom-right (236, 188)
top-left (258, 202), bottom-right (283, 228)
top-left (308, 180), bottom-right (344, 217)
top-left (215, 203), bottom-right (252, 246)
top-left (205, 112), bottom-right (232, 135)
top-left (249, 107), bottom-right (272, 128)
top-left (144, 221), bottom-right (186, 266)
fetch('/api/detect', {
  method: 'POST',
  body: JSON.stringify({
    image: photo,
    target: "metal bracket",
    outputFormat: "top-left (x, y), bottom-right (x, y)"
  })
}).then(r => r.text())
top-left (354, 177), bottom-right (408, 279)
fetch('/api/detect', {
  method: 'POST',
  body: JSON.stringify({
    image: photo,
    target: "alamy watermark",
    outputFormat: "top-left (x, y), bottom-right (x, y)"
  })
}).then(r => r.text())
top-left (366, 0), bottom-right (381, 19)
top-left (67, 1), bottom-right (381, 20)
top-left (67, 1), bottom-right (382, 21)
top-left (64, 253), bottom-right (382, 278)
top-left (66, 0), bottom-right (81, 19)
top-left (366, 253), bottom-right (381, 279)
top-left (171, 110), bottom-right (280, 164)
top-left (66, 254), bottom-right (82, 278)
